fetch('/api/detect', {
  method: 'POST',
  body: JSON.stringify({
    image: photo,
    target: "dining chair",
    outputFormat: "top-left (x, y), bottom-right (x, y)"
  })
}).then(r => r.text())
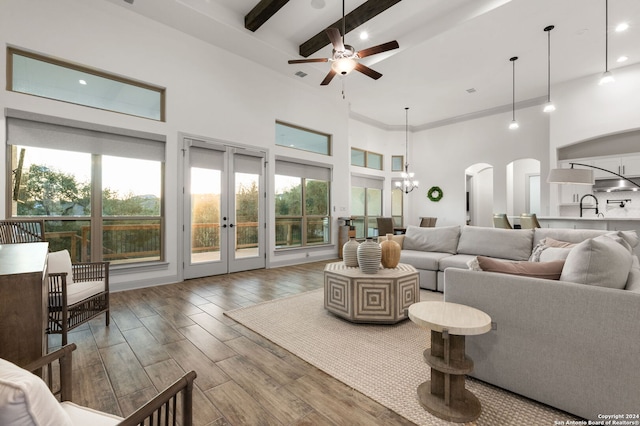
top-left (520, 213), bottom-right (541, 229)
top-left (492, 213), bottom-right (513, 229)
top-left (0, 219), bottom-right (46, 243)
top-left (376, 217), bottom-right (395, 237)
top-left (419, 217), bottom-right (437, 227)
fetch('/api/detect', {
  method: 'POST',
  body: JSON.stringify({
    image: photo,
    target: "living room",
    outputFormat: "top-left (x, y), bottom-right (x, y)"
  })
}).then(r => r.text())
top-left (1, 0), bottom-right (640, 424)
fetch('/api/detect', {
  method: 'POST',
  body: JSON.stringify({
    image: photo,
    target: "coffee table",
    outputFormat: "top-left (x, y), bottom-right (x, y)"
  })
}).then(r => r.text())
top-left (408, 301), bottom-right (491, 423)
top-left (323, 262), bottom-right (419, 323)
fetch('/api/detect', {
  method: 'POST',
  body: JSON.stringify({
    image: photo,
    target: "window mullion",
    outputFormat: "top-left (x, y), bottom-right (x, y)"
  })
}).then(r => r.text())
top-left (91, 154), bottom-right (103, 262)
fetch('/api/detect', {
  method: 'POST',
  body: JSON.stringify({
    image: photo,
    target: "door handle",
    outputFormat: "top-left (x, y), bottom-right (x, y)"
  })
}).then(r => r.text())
top-left (222, 224), bottom-right (227, 228)
top-left (223, 217), bottom-right (227, 221)
top-left (229, 224), bottom-right (234, 228)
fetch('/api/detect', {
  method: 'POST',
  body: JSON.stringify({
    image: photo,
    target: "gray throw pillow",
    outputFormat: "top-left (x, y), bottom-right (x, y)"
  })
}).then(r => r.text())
top-left (402, 225), bottom-right (460, 254)
top-left (560, 235), bottom-right (633, 289)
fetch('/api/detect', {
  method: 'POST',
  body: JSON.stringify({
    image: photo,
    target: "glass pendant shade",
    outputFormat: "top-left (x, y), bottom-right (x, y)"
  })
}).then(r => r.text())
top-left (543, 102), bottom-right (556, 113)
top-left (509, 120), bottom-right (519, 130)
top-left (331, 58), bottom-right (356, 75)
top-left (599, 70), bottom-right (615, 85)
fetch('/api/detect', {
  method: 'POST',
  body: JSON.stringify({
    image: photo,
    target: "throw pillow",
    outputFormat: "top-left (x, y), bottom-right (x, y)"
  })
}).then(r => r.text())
top-left (560, 236), bottom-right (633, 289)
top-left (529, 237), bottom-right (576, 262)
top-left (0, 358), bottom-right (73, 426)
top-left (475, 256), bottom-right (565, 280)
top-left (402, 225), bottom-right (460, 254)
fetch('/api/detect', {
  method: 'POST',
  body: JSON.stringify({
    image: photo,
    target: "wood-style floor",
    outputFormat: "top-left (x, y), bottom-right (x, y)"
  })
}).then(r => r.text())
top-left (51, 259), bottom-right (416, 425)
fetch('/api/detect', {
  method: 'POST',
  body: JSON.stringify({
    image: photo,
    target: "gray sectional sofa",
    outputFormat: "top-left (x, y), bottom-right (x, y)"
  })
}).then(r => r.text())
top-left (394, 224), bottom-right (640, 420)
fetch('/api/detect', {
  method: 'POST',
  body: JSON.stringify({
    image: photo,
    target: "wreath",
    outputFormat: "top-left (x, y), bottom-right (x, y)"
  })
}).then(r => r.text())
top-left (427, 186), bottom-right (443, 202)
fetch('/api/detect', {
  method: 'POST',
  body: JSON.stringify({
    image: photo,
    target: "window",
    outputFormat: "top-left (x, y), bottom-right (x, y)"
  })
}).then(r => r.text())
top-left (392, 155), bottom-right (404, 172)
top-left (351, 148), bottom-right (383, 170)
top-left (275, 159), bottom-right (331, 248)
top-left (8, 47), bottom-right (165, 121)
top-left (351, 175), bottom-right (383, 238)
top-left (7, 111), bottom-right (165, 264)
top-left (391, 179), bottom-right (404, 227)
top-left (275, 121), bottom-right (331, 155)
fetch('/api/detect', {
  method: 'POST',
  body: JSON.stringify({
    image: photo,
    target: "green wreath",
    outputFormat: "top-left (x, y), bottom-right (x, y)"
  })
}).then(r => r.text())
top-left (427, 186), bottom-right (443, 202)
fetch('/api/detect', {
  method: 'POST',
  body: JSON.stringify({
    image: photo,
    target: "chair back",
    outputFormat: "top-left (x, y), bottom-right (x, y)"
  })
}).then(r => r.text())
top-left (0, 220), bottom-right (45, 244)
top-left (492, 214), bottom-right (512, 229)
top-left (419, 217), bottom-right (437, 227)
top-left (376, 217), bottom-right (395, 236)
top-left (520, 213), bottom-right (541, 229)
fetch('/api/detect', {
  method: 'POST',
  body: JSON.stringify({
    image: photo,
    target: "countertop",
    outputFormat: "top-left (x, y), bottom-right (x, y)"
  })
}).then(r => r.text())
top-left (539, 216), bottom-right (640, 221)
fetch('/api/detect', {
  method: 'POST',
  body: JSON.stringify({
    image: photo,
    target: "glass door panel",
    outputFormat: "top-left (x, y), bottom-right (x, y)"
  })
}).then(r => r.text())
top-left (190, 167), bottom-right (221, 264)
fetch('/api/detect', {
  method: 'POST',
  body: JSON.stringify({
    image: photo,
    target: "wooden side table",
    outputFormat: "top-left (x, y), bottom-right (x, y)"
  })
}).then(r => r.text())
top-left (408, 301), bottom-right (491, 423)
top-left (324, 262), bottom-right (419, 324)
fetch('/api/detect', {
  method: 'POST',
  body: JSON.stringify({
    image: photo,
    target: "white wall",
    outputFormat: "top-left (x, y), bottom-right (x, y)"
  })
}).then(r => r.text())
top-left (0, 0), bottom-right (349, 289)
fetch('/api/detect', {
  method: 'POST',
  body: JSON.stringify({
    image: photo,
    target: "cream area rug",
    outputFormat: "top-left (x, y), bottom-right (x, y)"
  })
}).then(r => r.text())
top-left (225, 289), bottom-right (578, 425)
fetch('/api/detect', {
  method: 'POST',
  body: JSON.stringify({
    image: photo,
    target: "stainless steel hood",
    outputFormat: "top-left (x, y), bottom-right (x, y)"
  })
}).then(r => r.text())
top-left (593, 178), bottom-right (640, 192)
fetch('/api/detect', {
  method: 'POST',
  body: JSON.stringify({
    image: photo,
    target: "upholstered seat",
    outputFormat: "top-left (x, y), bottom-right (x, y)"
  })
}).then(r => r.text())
top-left (0, 344), bottom-right (196, 426)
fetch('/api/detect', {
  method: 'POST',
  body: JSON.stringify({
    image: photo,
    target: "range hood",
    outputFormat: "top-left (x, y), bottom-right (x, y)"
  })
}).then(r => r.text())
top-left (593, 178), bottom-right (640, 192)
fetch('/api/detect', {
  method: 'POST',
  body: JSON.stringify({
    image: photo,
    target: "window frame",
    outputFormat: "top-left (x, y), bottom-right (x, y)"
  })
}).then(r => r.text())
top-left (7, 47), bottom-right (165, 122)
top-left (275, 121), bottom-right (332, 156)
top-left (351, 148), bottom-right (384, 171)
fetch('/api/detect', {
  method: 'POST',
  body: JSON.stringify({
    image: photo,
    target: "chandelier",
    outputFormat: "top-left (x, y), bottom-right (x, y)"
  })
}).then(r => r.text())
top-left (395, 107), bottom-right (419, 194)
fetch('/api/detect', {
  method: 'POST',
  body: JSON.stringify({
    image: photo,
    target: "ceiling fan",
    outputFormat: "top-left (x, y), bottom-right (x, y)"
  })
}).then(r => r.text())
top-left (288, 0), bottom-right (399, 86)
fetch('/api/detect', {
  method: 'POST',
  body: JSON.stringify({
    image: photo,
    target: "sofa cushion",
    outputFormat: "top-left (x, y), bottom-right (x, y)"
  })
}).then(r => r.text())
top-left (60, 402), bottom-right (123, 425)
top-left (0, 358), bottom-right (73, 426)
top-left (560, 235), bottom-right (633, 289)
top-left (457, 226), bottom-right (533, 261)
top-left (533, 228), bottom-right (609, 247)
top-left (402, 225), bottom-right (460, 254)
top-left (474, 256), bottom-right (565, 280)
top-left (530, 237), bottom-right (576, 262)
top-left (399, 250), bottom-right (452, 270)
top-left (47, 250), bottom-right (74, 283)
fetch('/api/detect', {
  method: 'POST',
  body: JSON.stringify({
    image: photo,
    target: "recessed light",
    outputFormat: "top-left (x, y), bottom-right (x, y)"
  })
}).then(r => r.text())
top-left (615, 22), bottom-right (629, 32)
top-left (617, 55), bottom-right (629, 63)
top-left (360, 31), bottom-right (368, 40)
top-left (79, 79), bottom-right (87, 85)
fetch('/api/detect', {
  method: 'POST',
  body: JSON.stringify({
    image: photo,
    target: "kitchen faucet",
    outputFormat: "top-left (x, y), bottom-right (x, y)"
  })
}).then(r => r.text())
top-left (579, 194), bottom-right (599, 217)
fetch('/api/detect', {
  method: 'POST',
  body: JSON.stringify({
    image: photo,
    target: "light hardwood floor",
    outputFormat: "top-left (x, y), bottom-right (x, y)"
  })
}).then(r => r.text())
top-left (51, 259), bottom-right (416, 425)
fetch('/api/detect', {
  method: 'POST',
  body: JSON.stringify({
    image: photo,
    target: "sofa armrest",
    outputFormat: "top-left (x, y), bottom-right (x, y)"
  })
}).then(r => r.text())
top-left (443, 268), bottom-right (640, 419)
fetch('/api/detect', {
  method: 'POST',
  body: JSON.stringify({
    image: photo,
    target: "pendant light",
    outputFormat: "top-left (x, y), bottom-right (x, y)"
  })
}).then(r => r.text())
top-left (599, 0), bottom-right (615, 85)
top-left (395, 107), bottom-right (419, 194)
top-left (543, 25), bottom-right (556, 112)
top-left (508, 57), bottom-right (519, 130)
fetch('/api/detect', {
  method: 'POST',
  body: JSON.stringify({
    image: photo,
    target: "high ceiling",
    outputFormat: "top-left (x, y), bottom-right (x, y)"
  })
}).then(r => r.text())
top-left (105, 0), bottom-right (640, 128)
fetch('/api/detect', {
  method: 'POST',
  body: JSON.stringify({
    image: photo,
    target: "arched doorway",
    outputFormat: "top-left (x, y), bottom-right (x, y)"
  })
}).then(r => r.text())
top-left (465, 163), bottom-right (493, 227)
top-left (507, 158), bottom-right (541, 219)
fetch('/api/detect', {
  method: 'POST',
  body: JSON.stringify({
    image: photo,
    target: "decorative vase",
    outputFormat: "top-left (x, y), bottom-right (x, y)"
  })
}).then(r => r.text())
top-left (380, 233), bottom-right (401, 268)
top-left (343, 237), bottom-right (360, 267)
top-left (357, 237), bottom-right (381, 274)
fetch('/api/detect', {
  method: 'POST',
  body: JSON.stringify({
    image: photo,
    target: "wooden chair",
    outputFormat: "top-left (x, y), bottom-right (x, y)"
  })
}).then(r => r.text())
top-left (492, 213), bottom-right (513, 229)
top-left (0, 343), bottom-right (197, 425)
top-left (47, 250), bottom-right (110, 345)
top-left (520, 213), bottom-right (541, 229)
top-left (0, 219), bottom-right (45, 243)
top-left (419, 217), bottom-right (437, 227)
top-left (376, 217), bottom-right (395, 236)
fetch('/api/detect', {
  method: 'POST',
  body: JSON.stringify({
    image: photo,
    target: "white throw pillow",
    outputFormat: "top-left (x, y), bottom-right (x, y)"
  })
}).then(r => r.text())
top-left (560, 236), bottom-right (633, 289)
top-left (47, 250), bottom-right (74, 283)
top-left (0, 358), bottom-right (73, 426)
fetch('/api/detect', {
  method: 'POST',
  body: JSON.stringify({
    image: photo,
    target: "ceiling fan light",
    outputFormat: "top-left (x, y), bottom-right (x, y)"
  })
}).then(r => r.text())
top-left (543, 101), bottom-right (556, 113)
top-left (599, 70), bottom-right (615, 85)
top-left (331, 58), bottom-right (357, 75)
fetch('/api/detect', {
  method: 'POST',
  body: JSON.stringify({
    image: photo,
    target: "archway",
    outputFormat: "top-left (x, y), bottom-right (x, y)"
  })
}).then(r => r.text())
top-left (465, 163), bottom-right (493, 227)
top-left (507, 158), bottom-right (541, 220)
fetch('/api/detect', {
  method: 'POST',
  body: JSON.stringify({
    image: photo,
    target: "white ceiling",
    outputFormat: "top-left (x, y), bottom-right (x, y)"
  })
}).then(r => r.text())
top-left (104, 0), bottom-right (640, 127)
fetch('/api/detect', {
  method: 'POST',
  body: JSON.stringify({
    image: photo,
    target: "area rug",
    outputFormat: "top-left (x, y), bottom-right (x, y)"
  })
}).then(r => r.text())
top-left (225, 289), bottom-right (578, 425)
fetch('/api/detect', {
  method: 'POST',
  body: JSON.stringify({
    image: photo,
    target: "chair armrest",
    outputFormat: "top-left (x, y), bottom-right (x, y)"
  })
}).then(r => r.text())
top-left (118, 371), bottom-right (197, 426)
top-left (22, 344), bottom-right (77, 402)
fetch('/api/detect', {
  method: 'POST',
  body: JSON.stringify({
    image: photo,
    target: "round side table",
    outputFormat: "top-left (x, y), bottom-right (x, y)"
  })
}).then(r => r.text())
top-left (408, 301), bottom-right (491, 423)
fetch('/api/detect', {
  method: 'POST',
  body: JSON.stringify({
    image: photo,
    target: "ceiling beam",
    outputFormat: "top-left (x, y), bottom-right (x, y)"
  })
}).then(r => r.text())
top-left (245, 0), bottom-right (290, 32)
top-left (299, 0), bottom-right (402, 58)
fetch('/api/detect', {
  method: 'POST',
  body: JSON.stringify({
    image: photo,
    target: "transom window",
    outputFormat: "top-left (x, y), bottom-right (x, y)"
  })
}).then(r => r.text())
top-left (275, 121), bottom-right (331, 156)
top-left (7, 47), bottom-right (165, 121)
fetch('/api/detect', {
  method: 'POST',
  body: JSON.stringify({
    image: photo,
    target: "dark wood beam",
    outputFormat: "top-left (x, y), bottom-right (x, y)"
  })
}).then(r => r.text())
top-left (299, 0), bottom-right (402, 58)
top-left (245, 0), bottom-right (290, 32)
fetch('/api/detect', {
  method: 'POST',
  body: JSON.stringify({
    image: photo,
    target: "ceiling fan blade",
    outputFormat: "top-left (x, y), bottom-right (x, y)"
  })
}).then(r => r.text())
top-left (355, 63), bottom-right (382, 80)
top-left (288, 58), bottom-right (329, 64)
top-left (326, 27), bottom-right (345, 52)
top-left (357, 40), bottom-right (399, 58)
top-left (320, 69), bottom-right (337, 86)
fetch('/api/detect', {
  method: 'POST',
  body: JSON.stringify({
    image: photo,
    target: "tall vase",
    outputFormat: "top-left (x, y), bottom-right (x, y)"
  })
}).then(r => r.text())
top-left (380, 233), bottom-right (401, 268)
top-left (357, 237), bottom-right (381, 274)
top-left (343, 237), bottom-right (360, 267)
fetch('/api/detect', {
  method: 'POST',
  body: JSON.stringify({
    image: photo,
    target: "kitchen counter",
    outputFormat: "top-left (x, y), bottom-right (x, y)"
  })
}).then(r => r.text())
top-left (539, 216), bottom-right (640, 221)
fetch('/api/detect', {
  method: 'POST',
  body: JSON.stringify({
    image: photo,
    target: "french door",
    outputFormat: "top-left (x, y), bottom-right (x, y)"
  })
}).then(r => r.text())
top-left (183, 138), bottom-right (266, 279)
